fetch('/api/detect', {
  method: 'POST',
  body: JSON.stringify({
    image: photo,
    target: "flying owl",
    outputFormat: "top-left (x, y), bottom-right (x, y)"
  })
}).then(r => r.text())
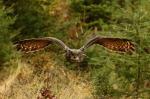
top-left (14, 36), bottom-right (135, 63)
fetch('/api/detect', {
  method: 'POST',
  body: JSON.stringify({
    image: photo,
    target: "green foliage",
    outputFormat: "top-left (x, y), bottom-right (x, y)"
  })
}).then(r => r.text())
top-left (71, 0), bottom-right (120, 29)
top-left (4, 0), bottom-right (56, 39)
top-left (0, 0), bottom-right (149, 98)
top-left (70, 0), bottom-right (150, 98)
top-left (0, 1), bottom-right (17, 67)
top-left (85, 0), bottom-right (150, 98)
top-left (4, 0), bottom-right (75, 42)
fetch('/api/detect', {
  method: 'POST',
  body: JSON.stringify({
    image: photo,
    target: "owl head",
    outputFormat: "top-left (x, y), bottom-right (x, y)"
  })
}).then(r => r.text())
top-left (65, 49), bottom-right (86, 63)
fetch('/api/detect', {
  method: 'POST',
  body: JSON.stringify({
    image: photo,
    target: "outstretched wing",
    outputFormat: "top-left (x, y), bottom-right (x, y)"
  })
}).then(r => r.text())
top-left (14, 37), bottom-right (69, 53)
top-left (80, 36), bottom-right (135, 53)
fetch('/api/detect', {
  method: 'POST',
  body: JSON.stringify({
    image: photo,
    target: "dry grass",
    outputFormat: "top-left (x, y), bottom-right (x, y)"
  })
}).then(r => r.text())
top-left (0, 52), bottom-right (94, 99)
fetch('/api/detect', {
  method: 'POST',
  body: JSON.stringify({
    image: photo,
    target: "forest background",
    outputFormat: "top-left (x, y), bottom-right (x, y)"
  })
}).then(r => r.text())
top-left (0, 0), bottom-right (149, 99)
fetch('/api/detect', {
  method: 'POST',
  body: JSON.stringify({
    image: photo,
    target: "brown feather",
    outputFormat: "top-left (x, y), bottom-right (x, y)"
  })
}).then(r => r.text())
top-left (15, 39), bottom-right (52, 52)
top-left (95, 38), bottom-right (135, 52)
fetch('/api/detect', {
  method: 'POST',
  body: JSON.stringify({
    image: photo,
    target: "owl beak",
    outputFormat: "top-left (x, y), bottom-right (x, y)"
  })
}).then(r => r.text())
top-left (75, 57), bottom-right (79, 61)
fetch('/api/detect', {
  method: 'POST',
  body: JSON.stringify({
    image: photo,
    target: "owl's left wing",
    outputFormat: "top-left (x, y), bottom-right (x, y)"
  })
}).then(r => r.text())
top-left (80, 36), bottom-right (135, 53)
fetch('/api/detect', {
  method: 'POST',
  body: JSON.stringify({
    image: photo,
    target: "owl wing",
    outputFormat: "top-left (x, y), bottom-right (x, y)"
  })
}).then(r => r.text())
top-left (80, 36), bottom-right (135, 53)
top-left (14, 37), bottom-right (69, 53)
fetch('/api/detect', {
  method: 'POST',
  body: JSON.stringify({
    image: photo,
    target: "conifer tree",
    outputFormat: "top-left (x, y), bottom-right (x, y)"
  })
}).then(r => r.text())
top-left (4, 0), bottom-right (54, 39)
top-left (71, 0), bottom-right (150, 98)
top-left (0, 1), bottom-right (16, 67)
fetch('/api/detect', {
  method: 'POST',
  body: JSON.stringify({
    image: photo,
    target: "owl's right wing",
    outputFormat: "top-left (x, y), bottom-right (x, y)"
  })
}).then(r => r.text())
top-left (14, 37), bottom-right (69, 53)
top-left (80, 36), bottom-right (135, 53)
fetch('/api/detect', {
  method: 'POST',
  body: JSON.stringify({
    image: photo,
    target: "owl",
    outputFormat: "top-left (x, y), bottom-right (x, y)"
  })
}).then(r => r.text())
top-left (14, 36), bottom-right (135, 63)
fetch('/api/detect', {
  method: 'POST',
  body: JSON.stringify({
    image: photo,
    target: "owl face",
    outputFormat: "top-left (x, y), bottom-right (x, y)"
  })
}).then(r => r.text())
top-left (65, 49), bottom-right (85, 63)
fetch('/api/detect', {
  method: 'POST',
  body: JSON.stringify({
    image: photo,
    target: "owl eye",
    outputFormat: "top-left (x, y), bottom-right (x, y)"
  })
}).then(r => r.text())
top-left (72, 56), bottom-right (75, 59)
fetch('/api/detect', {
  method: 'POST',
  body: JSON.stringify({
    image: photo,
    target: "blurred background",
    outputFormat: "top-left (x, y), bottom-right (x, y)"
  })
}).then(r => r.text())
top-left (0, 0), bottom-right (149, 99)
